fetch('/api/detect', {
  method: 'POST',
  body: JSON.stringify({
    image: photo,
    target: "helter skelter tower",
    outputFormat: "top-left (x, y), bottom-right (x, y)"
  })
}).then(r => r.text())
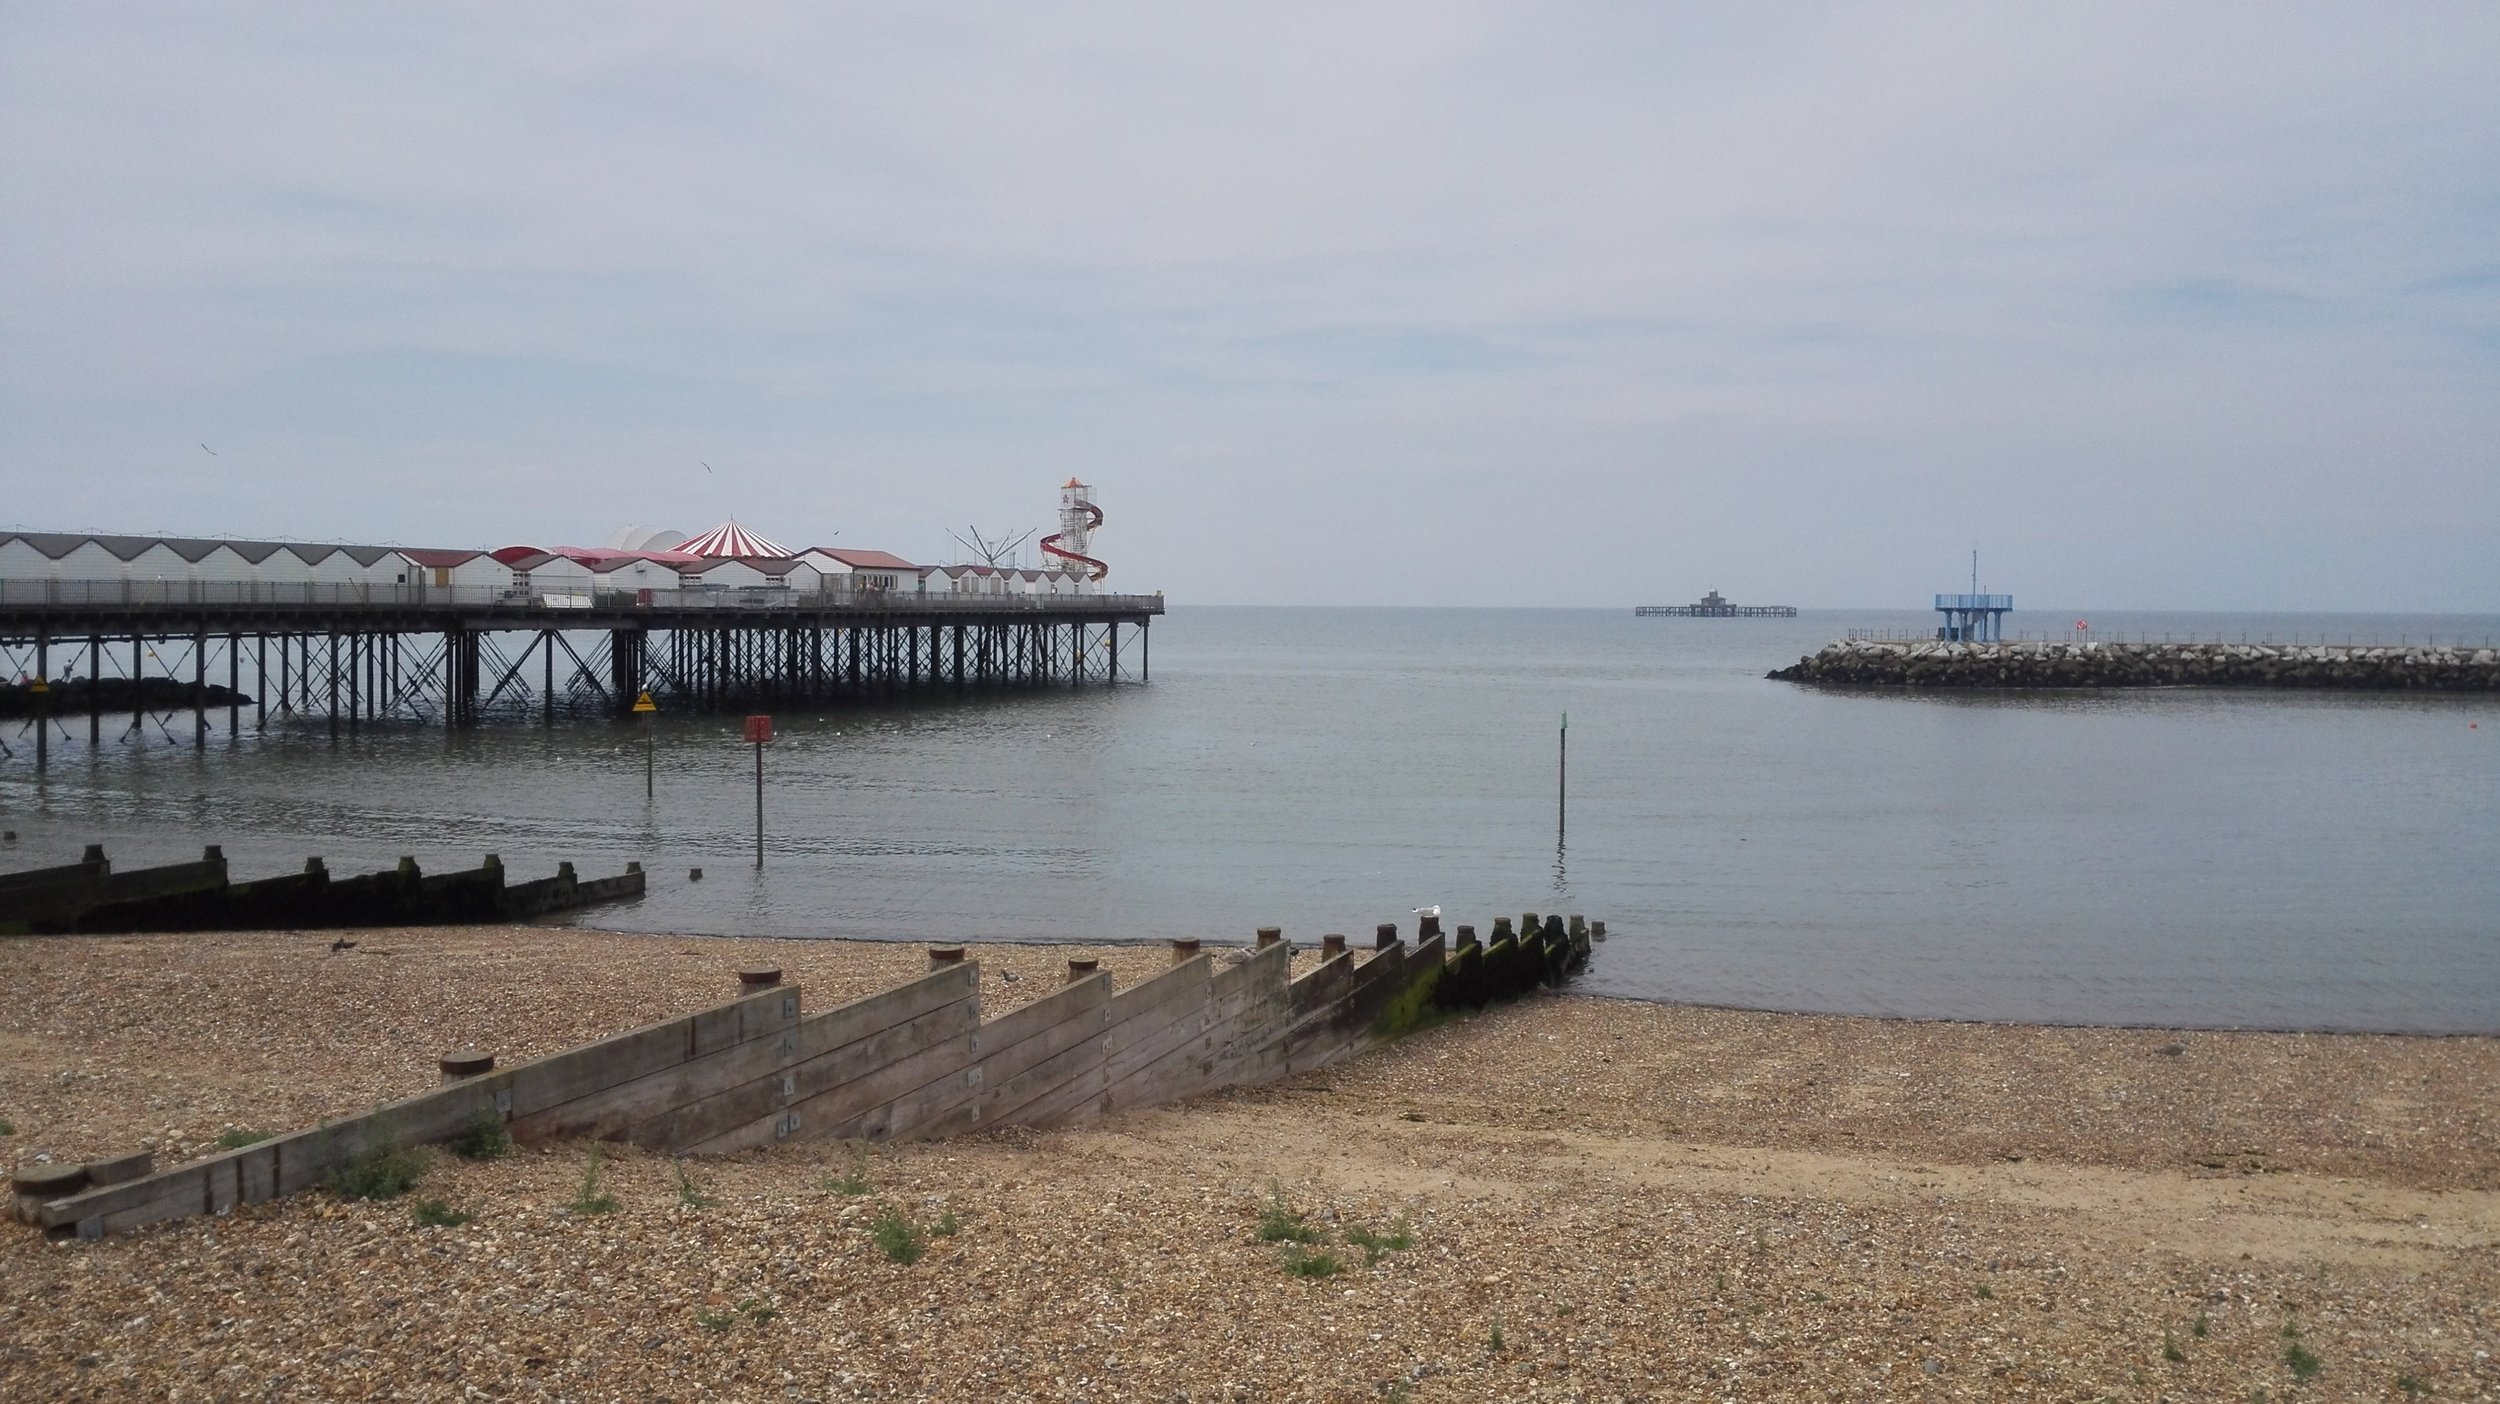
top-left (1040, 478), bottom-right (1108, 582)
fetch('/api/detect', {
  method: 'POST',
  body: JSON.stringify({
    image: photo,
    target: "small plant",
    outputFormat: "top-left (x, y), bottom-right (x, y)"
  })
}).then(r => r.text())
top-left (2396, 1373), bottom-right (2424, 1396)
top-left (568, 1146), bottom-right (621, 1215)
top-left (447, 1106), bottom-right (510, 1161)
top-left (215, 1127), bottom-right (271, 1150)
top-left (820, 1140), bottom-right (871, 1196)
top-left (2285, 1341), bottom-right (2322, 1382)
top-left (1279, 1244), bottom-right (1342, 1279)
top-left (327, 1135), bottom-right (426, 1202)
top-left (1345, 1213), bottom-right (1414, 1265)
top-left (697, 1297), bottom-right (776, 1331)
top-left (0, 1117), bottom-right (16, 1136)
top-left (1975, 1283), bottom-right (1994, 1300)
top-left (1489, 1324), bottom-right (1505, 1353)
top-left (870, 1205), bottom-right (925, 1264)
top-left (411, 1198), bottom-right (473, 1228)
top-left (2192, 1313), bottom-right (2209, 1338)
top-left (674, 1159), bottom-right (716, 1209)
top-left (1255, 1184), bottom-right (1320, 1244)
top-left (2163, 1332), bottom-right (2186, 1363)
top-left (932, 1208), bottom-right (960, 1237)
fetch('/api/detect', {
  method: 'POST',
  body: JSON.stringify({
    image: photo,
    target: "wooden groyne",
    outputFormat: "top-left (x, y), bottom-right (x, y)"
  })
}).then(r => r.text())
top-left (1770, 639), bottom-right (2500, 691)
top-left (0, 846), bottom-right (645, 935)
top-left (14, 912), bottom-right (1600, 1239)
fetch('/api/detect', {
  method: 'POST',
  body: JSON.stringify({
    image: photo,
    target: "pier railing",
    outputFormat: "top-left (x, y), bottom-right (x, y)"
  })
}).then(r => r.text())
top-left (0, 578), bottom-right (1162, 617)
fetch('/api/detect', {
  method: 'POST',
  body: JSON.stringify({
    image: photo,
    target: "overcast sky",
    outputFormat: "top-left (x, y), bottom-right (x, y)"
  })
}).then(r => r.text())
top-left (2, 4), bottom-right (2494, 609)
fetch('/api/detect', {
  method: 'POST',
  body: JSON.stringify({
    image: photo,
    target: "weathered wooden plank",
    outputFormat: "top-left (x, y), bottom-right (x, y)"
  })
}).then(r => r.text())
top-left (677, 1000), bottom-right (980, 1155)
top-left (798, 1029), bottom-right (980, 1143)
top-left (955, 1023), bottom-right (1112, 1132)
top-left (974, 971), bottom-right (1109, 1052)
top-left (1107, 955), bottom-right (1210, 1029)
top-left (510, 1020), bottom-right (796, 1145)
top-left (885, 983), bottom-right (1115, 1140)
top-left (1287, 948), bottom-right (1358, 1018)
top-left (1010, 1058), bottom-right (1110, 1128)
top-left (792, 963), bottom-right (979, 1063)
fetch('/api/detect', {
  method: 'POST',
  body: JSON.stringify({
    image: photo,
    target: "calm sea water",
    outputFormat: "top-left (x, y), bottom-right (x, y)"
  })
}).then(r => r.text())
top-left (3, 607), bottom-right (2495, 1033)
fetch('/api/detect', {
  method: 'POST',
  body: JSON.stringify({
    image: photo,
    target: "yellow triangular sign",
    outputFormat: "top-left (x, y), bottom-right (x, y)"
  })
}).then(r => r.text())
top-left (632, 691), bottom-right (657, 714)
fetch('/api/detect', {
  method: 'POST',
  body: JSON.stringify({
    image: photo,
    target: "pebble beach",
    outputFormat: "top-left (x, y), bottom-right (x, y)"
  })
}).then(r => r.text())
top-left (2, 926), bottom-right (2494, 1401)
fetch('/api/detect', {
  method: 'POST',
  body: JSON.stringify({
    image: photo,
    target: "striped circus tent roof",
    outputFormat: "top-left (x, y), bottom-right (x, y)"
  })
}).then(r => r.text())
top-left (679, 521), bottom-right (793, 558)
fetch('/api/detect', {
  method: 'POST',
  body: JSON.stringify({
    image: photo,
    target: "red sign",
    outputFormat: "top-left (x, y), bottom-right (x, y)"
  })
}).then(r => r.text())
top-left (743, 715), bottom-right (774, 744)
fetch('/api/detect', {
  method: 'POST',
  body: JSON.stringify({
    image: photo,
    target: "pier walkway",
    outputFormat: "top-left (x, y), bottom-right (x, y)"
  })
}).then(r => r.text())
top-left (0, 580), bottom-right (1163, 759)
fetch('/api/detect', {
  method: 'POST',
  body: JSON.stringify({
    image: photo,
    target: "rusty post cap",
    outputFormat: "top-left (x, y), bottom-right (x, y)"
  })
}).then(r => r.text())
top-left (927, 946), bottom-right (968, 967)
top-left (1375, 923), bottom-right (1398, 949)
top-left (438, 1051), bottom-right (496, 1081)
top-left (737, 966), bottom-right (783, 989)
top-left (1168, 938), bottom-right (1202, 965)
top-left (1321, 934), bottom-right (1348, 956)
top-left (1254, 927), bottom-right (1282, 947)
top-left (1066, 957), bottom-right (1101, 982)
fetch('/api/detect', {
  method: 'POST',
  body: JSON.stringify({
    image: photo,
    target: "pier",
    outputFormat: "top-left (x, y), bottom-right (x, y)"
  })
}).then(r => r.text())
top-left (1635, 590), bottom-right (1797, 618)
top-left (0, 580), bottom-right (1162, 762)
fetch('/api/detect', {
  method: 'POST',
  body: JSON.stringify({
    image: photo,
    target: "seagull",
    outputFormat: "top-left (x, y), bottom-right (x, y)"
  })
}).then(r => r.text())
top-left (1411, 905), bottom-right (1441, 919)
top-left (328, 938), bottom-right (358, 954)
top-left (701, 461), bottom-right (715, 474)
top-left (998, 969), bottom-right (1020, 984)
top-left (200, 443), bottom-right (218, 455)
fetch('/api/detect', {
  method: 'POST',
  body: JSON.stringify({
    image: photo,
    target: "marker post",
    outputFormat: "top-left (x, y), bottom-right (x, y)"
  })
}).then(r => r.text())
top-left (744, 714), bottom-right (773, 869)
top-left (633, 691), bottom-right (658, 798)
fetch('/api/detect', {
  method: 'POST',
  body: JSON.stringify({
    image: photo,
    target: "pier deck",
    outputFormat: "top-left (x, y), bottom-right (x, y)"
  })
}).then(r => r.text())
top-left (0, 582), bottom-right (1163, 758)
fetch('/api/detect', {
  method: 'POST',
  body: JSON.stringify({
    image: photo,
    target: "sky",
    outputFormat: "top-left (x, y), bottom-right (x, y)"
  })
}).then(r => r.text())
top-left (2, 3), bottom-right (2495, 610)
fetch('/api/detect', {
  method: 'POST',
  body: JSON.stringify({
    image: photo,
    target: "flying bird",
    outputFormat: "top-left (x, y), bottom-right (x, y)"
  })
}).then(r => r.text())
top-left (328, 938), bottom-right (358, 954)
top-left (200, 443), bottom-right (218, 455)
top-left (701, 461), bottom-right (715, 474)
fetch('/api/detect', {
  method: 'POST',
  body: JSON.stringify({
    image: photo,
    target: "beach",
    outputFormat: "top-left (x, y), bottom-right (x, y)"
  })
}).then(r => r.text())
top-left (2, 925), bottom-right (2494, 1401)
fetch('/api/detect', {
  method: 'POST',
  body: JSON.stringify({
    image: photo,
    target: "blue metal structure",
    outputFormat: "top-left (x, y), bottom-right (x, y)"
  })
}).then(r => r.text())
top-left (1934, 593), bottom-right (2013, 642)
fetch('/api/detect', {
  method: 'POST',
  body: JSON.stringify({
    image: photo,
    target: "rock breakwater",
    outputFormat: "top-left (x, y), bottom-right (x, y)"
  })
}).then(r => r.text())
top-left (1769, 639), bottom-right (2500, 690)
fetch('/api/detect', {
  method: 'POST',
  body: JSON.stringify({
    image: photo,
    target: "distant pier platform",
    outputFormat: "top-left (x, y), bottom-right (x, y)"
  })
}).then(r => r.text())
top-left (1637, 590), bottom-right (1797, 618)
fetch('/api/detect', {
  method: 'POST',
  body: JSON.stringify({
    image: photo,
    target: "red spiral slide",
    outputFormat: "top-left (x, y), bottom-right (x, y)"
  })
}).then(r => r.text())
top-left (1040, 501), bottom-right (1108, 581)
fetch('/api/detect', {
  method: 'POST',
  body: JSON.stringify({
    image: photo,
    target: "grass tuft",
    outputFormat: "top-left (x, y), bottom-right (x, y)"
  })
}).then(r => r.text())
top-left (932, 1208), bottom-right (960, 1237)
top-left (2396, 1373), bottom-right (2424, 1396)
top-left (327, 1136), bottom-right (426, 1201)
top-left (2163, 1332), bottom-right (2186, 1363)
top-left (1975, 1283), bottom-right (1994, 1300)
top-left (0, 1117), bottom-right (16, 1136)
top-left (2191, 1313), bottom-right (2209, 1338)
top-left (447, 1106), bottom-right (510, 1161)
top-left (870, 1204), bottom-right (925, 1265)
top-left (411, 1198), bottom-right (473, 1228)
top-left (1345, 1213), bottom-right (1415, 1265)
top-left (1255, 1184), bottom-right (1321, 1244)
top-left (2286, 1341), bottom-right (2322, 1382)
top-left (568, 1145), bottom-right (621, 1215)
top-left (214, 1127), bottom-right (271, 1150)
top-left (1279, 1244), bottom-right (1342, 1279)
top-left (820, 1140), bottom-right (872, 1196)
top-left (674, 1159), bottom-right (716, 1209)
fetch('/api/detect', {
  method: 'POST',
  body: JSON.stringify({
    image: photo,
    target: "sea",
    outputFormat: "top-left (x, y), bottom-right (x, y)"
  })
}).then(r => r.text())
top-left (3, 607), bottom-right (2495, 1034)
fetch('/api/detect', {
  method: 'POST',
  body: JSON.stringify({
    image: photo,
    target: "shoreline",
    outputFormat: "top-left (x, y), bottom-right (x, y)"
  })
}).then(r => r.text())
top-left (5, 924), bottom-right (2495, 1400)
top-left (550, 922), bottom-right (2500, 1038)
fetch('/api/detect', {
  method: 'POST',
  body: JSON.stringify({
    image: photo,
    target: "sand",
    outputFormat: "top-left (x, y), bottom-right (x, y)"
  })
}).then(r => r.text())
top-left (2, 925), bottom-right (2494, 1401)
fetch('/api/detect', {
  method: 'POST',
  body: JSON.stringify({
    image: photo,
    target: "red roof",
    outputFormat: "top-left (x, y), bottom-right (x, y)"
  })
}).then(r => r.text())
top-left (399, 548), bottom-right (483, 568)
